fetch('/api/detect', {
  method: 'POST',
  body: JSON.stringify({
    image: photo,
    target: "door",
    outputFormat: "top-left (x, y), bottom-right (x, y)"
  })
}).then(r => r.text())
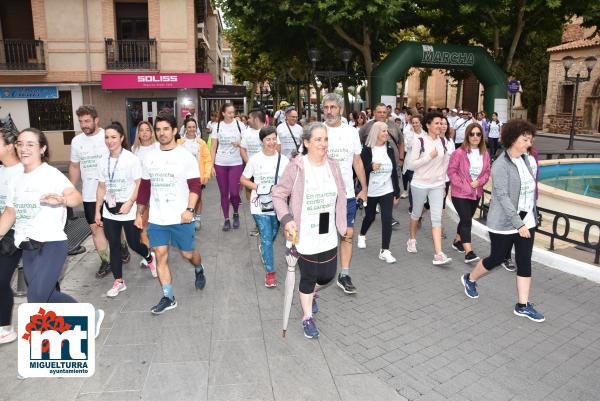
top-left (126, 99), bottom-right (177, 146)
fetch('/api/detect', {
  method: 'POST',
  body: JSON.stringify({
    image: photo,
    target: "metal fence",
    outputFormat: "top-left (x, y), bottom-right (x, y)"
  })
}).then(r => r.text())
top-left (476, 189), bottom-right (600, 264)
top-left (0, 39), bottom-right (45, 70)
top-left (105, 38), bottom-right (157, 70)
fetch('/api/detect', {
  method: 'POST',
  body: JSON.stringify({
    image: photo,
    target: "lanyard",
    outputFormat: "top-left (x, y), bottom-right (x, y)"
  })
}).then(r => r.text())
top-left (107, 149), bottom-right (122, 184)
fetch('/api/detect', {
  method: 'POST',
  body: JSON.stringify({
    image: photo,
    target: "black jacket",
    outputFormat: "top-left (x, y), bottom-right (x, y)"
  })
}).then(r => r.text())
top-left (360, 143), bottom-right (401, 198)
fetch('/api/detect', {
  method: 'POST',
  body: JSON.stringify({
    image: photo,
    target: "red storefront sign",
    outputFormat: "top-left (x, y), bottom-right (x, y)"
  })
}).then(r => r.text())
top-left (101, 73), bottom-right (213, 89)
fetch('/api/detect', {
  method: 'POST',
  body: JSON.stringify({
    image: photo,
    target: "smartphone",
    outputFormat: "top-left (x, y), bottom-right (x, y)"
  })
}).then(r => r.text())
top-left (319, 212), bottom-right (330, 234)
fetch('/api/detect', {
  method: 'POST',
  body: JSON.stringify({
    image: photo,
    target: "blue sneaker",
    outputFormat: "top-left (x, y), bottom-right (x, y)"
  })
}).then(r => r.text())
top-left (195, 269), bottom-right (206, 290)
top-left (312, 297), bottom-right (319, 314)
top-left (461, 273), bottom-right (478, 299)
top-left (302, 317), bottom-right (319, 339)
top-left (514, 303), bottom-right (545, 322)
top-left (151, 296), bottom-right (177, 314)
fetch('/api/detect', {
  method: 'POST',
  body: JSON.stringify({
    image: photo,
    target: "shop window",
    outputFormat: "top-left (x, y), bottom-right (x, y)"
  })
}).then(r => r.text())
top-left (561, 84), bottom-right (574, 114)
top-left (28, 90), bottom-right (74, 131)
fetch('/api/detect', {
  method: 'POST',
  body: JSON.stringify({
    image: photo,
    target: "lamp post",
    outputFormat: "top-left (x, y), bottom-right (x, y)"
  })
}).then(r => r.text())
top-left (562, 55), bottom-right (597, 150)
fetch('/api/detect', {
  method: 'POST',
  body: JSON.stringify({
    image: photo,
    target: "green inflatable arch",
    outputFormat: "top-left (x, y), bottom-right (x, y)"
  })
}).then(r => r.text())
top-left (371, 42), bottom-right (507, 117)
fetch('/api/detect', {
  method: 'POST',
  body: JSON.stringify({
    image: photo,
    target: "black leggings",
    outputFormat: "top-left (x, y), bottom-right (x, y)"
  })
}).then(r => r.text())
top-left (298, 247), bottom-right (337, 294)
top-left (360, 192), bottom-right (394, 250)
top-left (0, 248), bottom-right (22, 326)
top-left (103, 218), bottom-right (149, 279)
top-left (451, 196), bottom-right (480, 243)
top-left (488, 138), bottom-right (500, 158)
top-left (482, 229), bottom-right (536, 278)
top-left (443, 181), bottom-right (451, 209)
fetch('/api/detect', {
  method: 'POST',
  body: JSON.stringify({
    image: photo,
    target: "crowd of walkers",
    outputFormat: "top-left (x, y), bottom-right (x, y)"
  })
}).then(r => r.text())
top-left (0, 98), bottom-right (544, 345)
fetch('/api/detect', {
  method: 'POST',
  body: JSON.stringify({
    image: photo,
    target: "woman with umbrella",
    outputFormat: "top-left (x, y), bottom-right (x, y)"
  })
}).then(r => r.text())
top-left (273, 123), bottom-right (347, 339)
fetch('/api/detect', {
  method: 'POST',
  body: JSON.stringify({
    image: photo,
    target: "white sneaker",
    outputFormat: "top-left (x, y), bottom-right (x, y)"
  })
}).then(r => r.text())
top-left (94, 309), bottom-right (105, 339)
top-left (0, 326), bottom-right (17, 344)
top-left (406, 239), bottom-right (417, 253)
top-left (107, 279), bottom-right (127, 297)
top-left (379, 249), bottom-right (396, 263)
top-left (357, 235), bottom-right (366, 249)
top-left (400, 190), bottom-right (408, 199)
top-left (433, 252), bottom-right (452, 266)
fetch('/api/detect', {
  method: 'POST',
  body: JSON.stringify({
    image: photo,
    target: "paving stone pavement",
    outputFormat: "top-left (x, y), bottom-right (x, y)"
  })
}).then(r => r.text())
top-left (1, 181), bottom-right (600, 401)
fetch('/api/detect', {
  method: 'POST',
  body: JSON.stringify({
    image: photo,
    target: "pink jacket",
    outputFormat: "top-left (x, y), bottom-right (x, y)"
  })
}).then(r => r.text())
top-left (272, 155), bottom-right (347, 243)
top-left (448, 147), bottom-right (491, 200)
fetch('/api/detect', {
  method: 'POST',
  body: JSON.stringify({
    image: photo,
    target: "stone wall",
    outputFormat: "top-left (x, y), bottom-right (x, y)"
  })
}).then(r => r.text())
top-left (544, 114), bottom-right (584, 134)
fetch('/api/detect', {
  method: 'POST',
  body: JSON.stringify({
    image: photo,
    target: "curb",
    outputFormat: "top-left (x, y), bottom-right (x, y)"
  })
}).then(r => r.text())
top-left (445, 198), bottom-right (600, 284)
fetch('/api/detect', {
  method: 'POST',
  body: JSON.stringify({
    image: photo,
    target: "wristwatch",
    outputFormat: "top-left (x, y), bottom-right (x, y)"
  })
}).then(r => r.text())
top-left (186, 208), bottom-right (195, 213)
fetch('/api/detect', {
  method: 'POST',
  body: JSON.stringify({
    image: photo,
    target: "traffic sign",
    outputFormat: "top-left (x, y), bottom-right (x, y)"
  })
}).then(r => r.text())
top-left (508, 80), bottom-right (520, 94)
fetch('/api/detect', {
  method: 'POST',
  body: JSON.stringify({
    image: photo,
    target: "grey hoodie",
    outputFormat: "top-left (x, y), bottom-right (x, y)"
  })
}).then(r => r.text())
top-left (486, 151), bottom-right (538, 231)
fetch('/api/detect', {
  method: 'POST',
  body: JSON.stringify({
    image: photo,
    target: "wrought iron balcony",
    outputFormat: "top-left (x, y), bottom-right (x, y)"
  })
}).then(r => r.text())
top-left (105, 38), bottom-right (157, 70)
top-left (0, 39), bottom-right (45, 71)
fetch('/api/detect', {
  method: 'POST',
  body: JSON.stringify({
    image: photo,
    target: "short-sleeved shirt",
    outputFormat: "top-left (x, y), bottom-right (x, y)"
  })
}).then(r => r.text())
top-left (181, 137), bottom-right (200, 160)
top-left (96, 149), bottom-right (142, 221)
top-left (214, 120), bottom-right (243, 166)
top-left (368, 146), bottom-right (394, 197)
top-left (142, 146), bottom-right (200, 226)
top-left (6, 163), bottom-right (74, 245)
top-left (70, 129), bottom-right (108, 201)
top-left (240, 127), bottom-right (262, 160)
top-left (242, 151), bottom-right (289, 215)
top-left (276, 122), bottom-right (303, 157)
top-left (0, 163), bottom-right (24, 213)
top-left (326, 123), bottom-right (362, 199)
top-left (133, 142), bottom-right (160, 163)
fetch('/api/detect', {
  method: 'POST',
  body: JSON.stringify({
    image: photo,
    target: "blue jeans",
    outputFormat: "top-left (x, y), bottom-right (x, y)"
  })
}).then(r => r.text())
top-left (253, 214), bottom-right (280, 273)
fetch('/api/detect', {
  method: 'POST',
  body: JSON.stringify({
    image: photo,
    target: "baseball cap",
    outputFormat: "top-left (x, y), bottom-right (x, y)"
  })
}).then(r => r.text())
top-left (451, 108), bottom-right (457, 113)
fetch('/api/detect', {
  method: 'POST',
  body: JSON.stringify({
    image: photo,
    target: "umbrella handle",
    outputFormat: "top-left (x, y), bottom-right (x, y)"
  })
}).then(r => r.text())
top-left (285, 230), bottom-right (297, 246)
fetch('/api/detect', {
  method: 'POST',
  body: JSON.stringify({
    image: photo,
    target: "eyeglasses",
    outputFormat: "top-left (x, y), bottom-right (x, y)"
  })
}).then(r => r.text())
top-left (469, 132), bottom-right (482, 137)
top-left (16, 141), bottom-right (40, 148)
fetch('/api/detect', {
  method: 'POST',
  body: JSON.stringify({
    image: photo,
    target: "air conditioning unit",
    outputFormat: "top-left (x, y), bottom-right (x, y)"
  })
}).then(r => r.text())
top-left (197, 22), bottom-right (210, 50)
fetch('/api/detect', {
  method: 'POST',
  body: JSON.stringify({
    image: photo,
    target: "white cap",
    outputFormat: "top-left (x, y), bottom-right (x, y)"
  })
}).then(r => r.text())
top-left (451, 108), bottom-right (457, 112)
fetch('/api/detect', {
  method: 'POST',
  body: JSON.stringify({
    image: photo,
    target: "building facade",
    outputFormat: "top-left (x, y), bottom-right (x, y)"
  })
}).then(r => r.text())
top-left (0, 0), bottom-right (226, 161)
top-left (544, 20), bottom-right (600, 135)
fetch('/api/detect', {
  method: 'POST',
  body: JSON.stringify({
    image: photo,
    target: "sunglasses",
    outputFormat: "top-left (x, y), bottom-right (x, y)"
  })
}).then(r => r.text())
top-left (469, 132), bottom-right (482, 137)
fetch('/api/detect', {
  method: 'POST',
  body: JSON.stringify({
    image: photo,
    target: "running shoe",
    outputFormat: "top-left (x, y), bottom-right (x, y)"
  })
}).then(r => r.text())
top-left (147, 252), bottom-right (157, 278)
top-left (195, 269), bottom-right (206, 290)
top-left (514, 303), bottom-right (545, 322)
top-left (232, 213), bottom-right (240, 229)
top-left (96, 261), bottom-right (111, 279)
top-left (0, 326), bottom-right (17, 344)
top-left (406, 239), bottom-right (417, 253)
top-left (357, 235), bottom-right (366, 249)
top-left (151, 296), bottom-right (177, 314)
top-left (95, 309), bottom-right (105, 339)
top-left (265, 272), bottom-right (277, 288)
top-left (433, 252), bottom-right (452, 266)
top-left (502, 258), bottom-right (516, 272)
top-left (464, 251), bottom-right (480, 264)
top-left (461, 273), bottom-right (478, 298)
top-left (452, 240), bottom-right (465, 253)
top-left (336, 274), bottom-right (357, 294)
top-left (400, 190), bottom-right (408, 199)
top-left (302, 317), bottom-right (319, 339)
top-left (391, 218), bottom-right (400, 227)
top-left (106, 279), bottom-right (127, 297)
top-left (379, 249), bottom-right (397, 263)
top-left (194, 215), bottom-right (202, 231)
top-left (222, 219), bottom-right (231, 231)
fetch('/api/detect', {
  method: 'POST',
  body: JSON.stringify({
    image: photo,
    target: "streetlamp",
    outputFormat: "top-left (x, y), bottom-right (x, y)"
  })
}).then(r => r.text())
top-left (562, 55), bottom-right (597, 150)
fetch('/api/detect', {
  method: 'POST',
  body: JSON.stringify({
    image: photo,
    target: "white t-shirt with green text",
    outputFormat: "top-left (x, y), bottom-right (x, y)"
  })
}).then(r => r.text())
top-left (240, 127), bottom-right (262, 160)
top-left (142, 146), bottom-right (200, 226)
top-left (214, 120), bottom-right (243, 166)
top-left (242, 151), bottom-right (289, 215)
top-left (326, 123), bottom-right (362, 199)
top-left (96, 149), bottom-right (142, 221)
top-left (368, 145), bottom-right (394, 197)
top-left (70, 129), bottom-right (108, 201)
top-left (6, 163), bottom-right (74, 245)
top-left (0, 163), bottom-right (24, 213)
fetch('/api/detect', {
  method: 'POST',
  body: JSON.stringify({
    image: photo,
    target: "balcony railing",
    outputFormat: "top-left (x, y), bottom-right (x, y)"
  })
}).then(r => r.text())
top-left (0, 39), bottom-right (45, 71)
top-left (105, 38), bottom-right (157, 70)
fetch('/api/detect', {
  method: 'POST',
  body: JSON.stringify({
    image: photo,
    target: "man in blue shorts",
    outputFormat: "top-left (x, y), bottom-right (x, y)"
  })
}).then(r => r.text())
top-left (135, 112), bottom-right (206, 314)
